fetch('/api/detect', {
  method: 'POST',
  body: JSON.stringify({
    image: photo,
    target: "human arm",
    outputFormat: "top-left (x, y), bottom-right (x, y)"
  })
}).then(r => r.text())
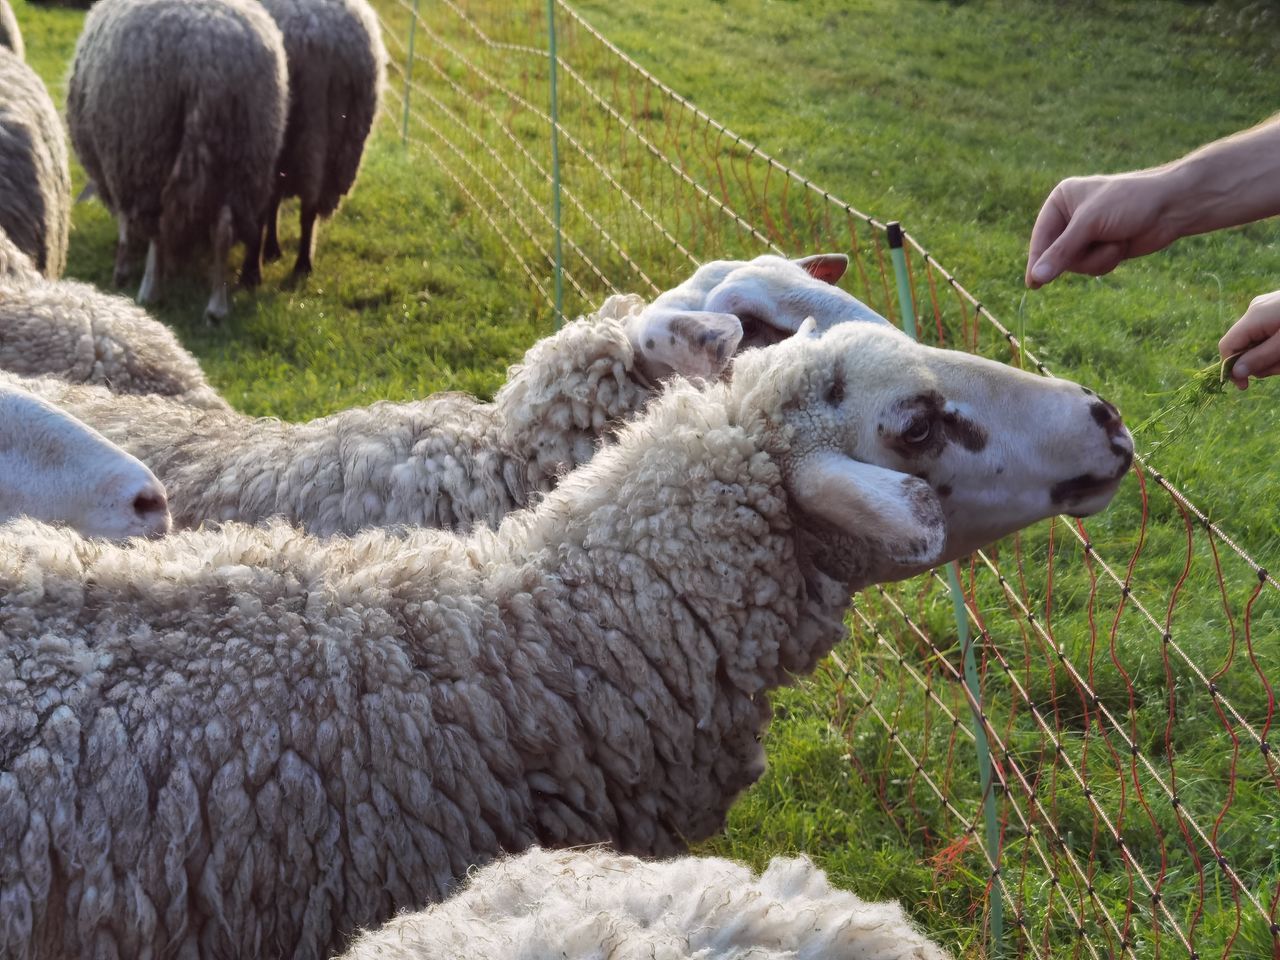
top-left (1027, 114), bottom-right (1280, 288)
top-left (1219, 290), bottom-right (1280, 389)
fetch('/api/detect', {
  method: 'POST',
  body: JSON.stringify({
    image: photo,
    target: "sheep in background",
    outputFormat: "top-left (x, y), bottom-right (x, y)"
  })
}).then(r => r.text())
top-left (0, 227), bottom-right (39, 281)
top-left (336, 847), bottom-right (950, 960)
top-left (67, 0), bottom-right (288, 320)
top-left (0, 375), bottom-right (170, 537)
top-left (0, 321), bottom-right (1132, 959)
top-left (19, 254), bottom-right (885, 534)
top-left (0, 275), bottom-right (230, 409)
top-left (0, 47), bottom-right (70, 278)
top-left (257, 0), bottom-right (385, 278)
top-left (0, 0), bottom-right (22, 58)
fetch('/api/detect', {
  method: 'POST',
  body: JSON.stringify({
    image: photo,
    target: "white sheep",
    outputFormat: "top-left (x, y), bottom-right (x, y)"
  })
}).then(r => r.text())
top-left (0, 320), bottom-right (1132, 959)
top-left (257, 0), bottom-right (386, 278)
top-left (66, 0), bottom-right (288, 320)
top-left (0, 376), bottom-right (170, 538)
top-left (0, 226), bottom-right (39, 282)
top-left (0, 46), bottom-right (71, 279)
top-left (0, 0), bottom-right (22, 59)
top-left (0, 276), bottom-right (231, 409)
top-left (336, 846), bottom-right (950, 960)
top-left (21, 254), bottom-right (887, 534)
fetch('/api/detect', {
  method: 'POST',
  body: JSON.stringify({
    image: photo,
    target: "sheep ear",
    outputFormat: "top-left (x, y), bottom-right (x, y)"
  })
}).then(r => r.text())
top-left (791, 451), bottom-right (946, 567)
top-left (793, 253), bottom-right (849, 285)
top-left (626, 306), bottom-right (744, 382)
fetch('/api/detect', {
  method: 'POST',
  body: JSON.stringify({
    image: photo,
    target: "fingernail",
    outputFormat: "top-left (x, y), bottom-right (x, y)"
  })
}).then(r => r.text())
top-left (1031, 259), bottom-right (1055, 284)
top-left (1234, 360), bottom-right (1250, 380)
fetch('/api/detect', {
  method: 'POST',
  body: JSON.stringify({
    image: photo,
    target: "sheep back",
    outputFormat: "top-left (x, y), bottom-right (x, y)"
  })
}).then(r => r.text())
top-left (0, 278), bottom-right (230, 409)
top-left (66, 0), bottom-right (287, 249)
top-left (257, 0), bottom-right (385, 216)
top-left (0, 48), bottom-right (70, 278)
top-left (0, 0), bottom-right (22, 59)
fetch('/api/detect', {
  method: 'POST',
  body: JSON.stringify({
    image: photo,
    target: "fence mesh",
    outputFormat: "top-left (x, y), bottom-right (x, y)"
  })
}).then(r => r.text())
top-left (372, 2), bottom-right (1280, 956)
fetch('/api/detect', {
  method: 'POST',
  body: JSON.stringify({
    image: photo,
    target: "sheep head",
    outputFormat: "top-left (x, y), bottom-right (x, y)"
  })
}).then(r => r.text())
top-left (730, 320), bottom-right (1133, 589)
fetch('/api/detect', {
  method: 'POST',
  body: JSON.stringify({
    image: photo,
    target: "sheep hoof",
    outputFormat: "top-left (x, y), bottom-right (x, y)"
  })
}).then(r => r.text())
top-left (263, 241), bottom-right (283, 263)
top-left (239, 268), bottom-right (262, 290)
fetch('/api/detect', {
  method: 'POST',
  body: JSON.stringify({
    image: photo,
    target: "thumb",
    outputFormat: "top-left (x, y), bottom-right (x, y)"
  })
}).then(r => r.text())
top-left (1029, 216), bottom-right (1096, 287)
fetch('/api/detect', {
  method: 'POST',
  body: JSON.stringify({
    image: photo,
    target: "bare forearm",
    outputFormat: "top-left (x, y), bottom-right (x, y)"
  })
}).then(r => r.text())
top-left (1162, 113), bottom-right (1280, 237)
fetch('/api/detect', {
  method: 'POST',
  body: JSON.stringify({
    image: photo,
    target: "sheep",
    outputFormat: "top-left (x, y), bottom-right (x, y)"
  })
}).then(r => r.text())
top-left (17, 253), bottom-right (888, 534)
top-left (0, 227), bottom-right (39, 282)
top-left (0, 320), bottom-right (1133, 959)
top-left (0, 275), bottom-right (231, 409)
top-left (0, 0), bottom-right (22, 59)
top-left (66, 0), bottom-right (288, 320)
top-left (335, 846), bottom-right (950, 960)
top-left (0, 375), bottom-right (170, 537)
top-left (0, 47), bottom-right (71, 279)
top-left (257, 0), bottom-right (385, 278)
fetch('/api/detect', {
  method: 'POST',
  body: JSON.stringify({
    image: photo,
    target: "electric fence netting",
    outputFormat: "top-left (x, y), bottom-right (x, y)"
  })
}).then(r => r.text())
top-left (371, 2), bottom-right (1280, 956)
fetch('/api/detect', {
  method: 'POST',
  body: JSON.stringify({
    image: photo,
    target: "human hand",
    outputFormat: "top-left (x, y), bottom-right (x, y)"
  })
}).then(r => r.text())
top-left (1026, 172), bottom-right (1182, 288)
top-left (1219, 290), bottom-right (1280, 390)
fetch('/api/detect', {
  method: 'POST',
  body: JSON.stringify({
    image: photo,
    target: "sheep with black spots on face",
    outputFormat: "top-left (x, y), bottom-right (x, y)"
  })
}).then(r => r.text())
top-left (0, 47), bottom-right (70, 279)
top-left (0, 319), bottom-right (1132, 959)
top-left (0, 375), bottom-right (170, 538)
top-left (17, 253), bottom-right (885, 534)
top-left (66, 0), bottom-right (288, 320)
top-left (256, 0), bottom-right (385, 278)
top-left (335, 846), bottom-right (950, 960)
top-left (0, 276), bottom-right (230, 409)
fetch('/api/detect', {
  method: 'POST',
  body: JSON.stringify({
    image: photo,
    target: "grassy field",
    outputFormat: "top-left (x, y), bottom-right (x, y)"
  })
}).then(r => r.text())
top-left (12, 0), bottom-right (1280, 956)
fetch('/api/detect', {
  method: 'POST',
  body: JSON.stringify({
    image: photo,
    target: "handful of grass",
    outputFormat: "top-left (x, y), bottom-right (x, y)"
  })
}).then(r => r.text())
top-left (1133, 353), bottom-right (1240, 455)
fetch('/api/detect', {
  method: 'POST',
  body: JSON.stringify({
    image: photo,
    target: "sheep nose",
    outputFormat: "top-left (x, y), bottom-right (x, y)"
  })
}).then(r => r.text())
top-left (130, 480), bottom-right (172, 537)
top-left (1090, 399), bottom-right (1133, 461)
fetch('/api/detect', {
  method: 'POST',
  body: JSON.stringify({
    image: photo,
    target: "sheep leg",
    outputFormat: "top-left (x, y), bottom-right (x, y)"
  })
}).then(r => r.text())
top-left (113, 218), bottom-right (143, 289)
top-left (292, 201), bottom-right (317, 278)
top-left (263, 193), bottom-right (283, 263)
top-left (240, 220), bottom-right (265, 290)
top-left (204, 205), bottom-right (234, 323)
top-left (136, 241), bottom-right (161, 305)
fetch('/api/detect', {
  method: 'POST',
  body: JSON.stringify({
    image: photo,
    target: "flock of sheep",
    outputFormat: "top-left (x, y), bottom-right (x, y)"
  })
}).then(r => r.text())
top-left (0, 0), bottom-right (1138, 957)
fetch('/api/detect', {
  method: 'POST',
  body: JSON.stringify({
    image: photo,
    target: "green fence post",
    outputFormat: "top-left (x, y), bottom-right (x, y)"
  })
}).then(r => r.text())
top-left (547, 0), bottom-right (565, 326)
top-left (886, 221), bottom-right (1003, 956)
top-left (401, 0), bottom-right (419, 144)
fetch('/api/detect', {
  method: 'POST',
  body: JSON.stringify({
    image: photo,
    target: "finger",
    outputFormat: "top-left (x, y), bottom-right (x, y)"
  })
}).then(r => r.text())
top-left (1068, 241), bottom-right (1127, 278)
top-left (1232, 333), bottom-right (1280, 383)
top-left (1028, 209), bottom-right (1099, 288)
top-left (1026, 193), bottom-right (1070, 287)
top-left (1220, 291), bottom-right (1280, 356)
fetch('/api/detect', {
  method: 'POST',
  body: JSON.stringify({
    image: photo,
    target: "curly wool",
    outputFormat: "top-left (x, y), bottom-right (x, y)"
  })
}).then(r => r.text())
top-left (0, 360), bottom-right (865, 958)
top-left (259, 0), bottom-right (384, 218)
top-left (0, 48), bottom-right (70, 279)
top-left (337, 847), bottom-right (950, 960)
top-left (0, 227), bottom-right (38, 282)
top-left (66, 0), bottom-right (287, 254)
top-left (0, 0), bottom-right (21, 59)
top-left (17, 294), bottom-right (654, 534)
top-left (0, 277), bottom-right (229, 409)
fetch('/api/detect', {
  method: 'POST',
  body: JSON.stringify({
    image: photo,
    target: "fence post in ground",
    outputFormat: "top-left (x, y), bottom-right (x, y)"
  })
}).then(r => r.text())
top-left (547, 0), bottom-right (565, 325)
top-left (885, 221), bottom-right (1004, 956)
top-left (401, 0), bottom-right (419, 144)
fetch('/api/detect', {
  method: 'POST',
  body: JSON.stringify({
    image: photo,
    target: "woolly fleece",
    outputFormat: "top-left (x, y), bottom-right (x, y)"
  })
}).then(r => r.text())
top-left (0, 47), bottom-right (70, 278)
top-left (14, 294), bottom-right (660, 534)
top-left (336, 846), bottom-right (950, 960)
top-left (0, 327), bottom-right (918, 958)
top-left (66, 0), bottom-right (287, 266)
top-left (258, 0), bottom-right (384, 272)
top-left (0, 277), bottom-right (229, 409)
top-left (0, 0), bottom-right (21, 59)
top-left (0, 227), bottom-right (38, 282)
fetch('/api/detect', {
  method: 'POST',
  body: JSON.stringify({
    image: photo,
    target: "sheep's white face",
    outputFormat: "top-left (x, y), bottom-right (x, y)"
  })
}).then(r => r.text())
top-left (731, 322), bottom-right (1132, 587)
top-left (624, 252), bottom-right (888, 383)
top-left (0, 385), bottom-right (171, 539)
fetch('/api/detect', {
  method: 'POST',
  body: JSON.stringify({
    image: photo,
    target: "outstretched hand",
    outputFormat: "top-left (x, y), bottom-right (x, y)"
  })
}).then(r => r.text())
top-left (1220, 290), bottom-right (1280, 389)
top-left (1025, 173), bottom-right (1181, 288)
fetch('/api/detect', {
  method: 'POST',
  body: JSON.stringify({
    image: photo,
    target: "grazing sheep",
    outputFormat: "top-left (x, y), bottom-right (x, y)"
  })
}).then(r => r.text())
top-left (257, 0), bottom-right (385, 278)
top-left (66, 0), bottom-right (288, 320)
top-left (0, 0), bottom-right (22, 59)
top-left (0, 376), bottom-right (170, 537)
top-left (20, 254), bottom-right (885, 534)
top-left (336, 846), bottom-right (950, 960)
top-left (0, 320), bottom-right (1132, 959)
top-left (0, 47), bottom-right (71, 279)
top-left (0, 276), bottom-right (230, 409)
top-left (0, 226), bottom-right (39, 281)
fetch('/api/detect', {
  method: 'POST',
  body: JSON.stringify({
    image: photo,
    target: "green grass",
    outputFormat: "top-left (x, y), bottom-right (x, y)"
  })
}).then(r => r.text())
top-left (12, 0), bottom-right (1280, 956)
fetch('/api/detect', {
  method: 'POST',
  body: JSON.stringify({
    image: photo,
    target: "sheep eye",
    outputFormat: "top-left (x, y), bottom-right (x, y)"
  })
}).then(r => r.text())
top-left (902, 419), bottom-right (932, 444)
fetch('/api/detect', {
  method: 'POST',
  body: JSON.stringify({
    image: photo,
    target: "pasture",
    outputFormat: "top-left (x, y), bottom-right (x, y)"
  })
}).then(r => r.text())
top-left (12, 0), bottom-right (1280, 956)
